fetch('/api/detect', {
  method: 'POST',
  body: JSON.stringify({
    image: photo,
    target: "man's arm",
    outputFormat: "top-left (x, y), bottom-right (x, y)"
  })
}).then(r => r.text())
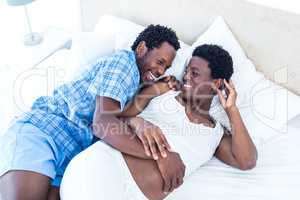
top-left (92, 96), bottom-right (153, 159)
top-left (124, 116), bottom-right (185, 193)
top-left (122, 117), bottom-right (172, 159)
top-left (117, 76), bottom-right (180, 118)
top-left (93, 97), bottom-right (185, 192)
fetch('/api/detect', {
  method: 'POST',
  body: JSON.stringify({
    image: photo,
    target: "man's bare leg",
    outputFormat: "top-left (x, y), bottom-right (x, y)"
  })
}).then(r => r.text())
top-left (0, 170), bottom-right (50, 200)
top-left (48, 186), bottom-right (60, 200)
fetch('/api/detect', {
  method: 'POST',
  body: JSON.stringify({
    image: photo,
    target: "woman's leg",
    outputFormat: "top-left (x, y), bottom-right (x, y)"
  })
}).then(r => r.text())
top-left (0, 170), bottom-right (51, 200)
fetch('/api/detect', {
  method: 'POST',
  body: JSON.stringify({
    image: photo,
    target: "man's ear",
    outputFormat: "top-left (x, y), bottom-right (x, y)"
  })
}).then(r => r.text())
top-left (135, 41), bottom-right (148, 58)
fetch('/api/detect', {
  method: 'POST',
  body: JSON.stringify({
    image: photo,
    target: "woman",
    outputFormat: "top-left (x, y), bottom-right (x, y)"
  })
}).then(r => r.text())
top-left (60, 45), bottom-right (257, 200)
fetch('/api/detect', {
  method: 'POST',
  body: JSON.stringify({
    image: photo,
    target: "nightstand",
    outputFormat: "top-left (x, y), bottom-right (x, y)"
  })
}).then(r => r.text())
top-left (4, 27), bottom-right (72, 70)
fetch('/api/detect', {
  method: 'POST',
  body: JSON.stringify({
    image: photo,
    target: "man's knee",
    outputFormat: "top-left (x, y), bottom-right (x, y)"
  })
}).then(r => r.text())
top-left (0, 170), bottom-right (51, 200)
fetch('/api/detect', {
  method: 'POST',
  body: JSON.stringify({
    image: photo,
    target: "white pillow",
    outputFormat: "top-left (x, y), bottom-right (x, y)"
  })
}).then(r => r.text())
top-left (72, 32), bottom-right (116, 67)
top-left (250, 71), bottom-right (300, 132)
top-left (66, 32), bottom-right (116, 81)
top-left (192, 17), bottom-right (248, 66)
top-left (94, 15), bottom-right (145, 48)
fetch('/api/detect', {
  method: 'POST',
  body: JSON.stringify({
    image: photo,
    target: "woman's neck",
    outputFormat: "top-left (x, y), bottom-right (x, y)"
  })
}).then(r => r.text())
top-left (176, 93), bottom-right (213, 118)
top-left (175, 93), bottom-right (216, 127)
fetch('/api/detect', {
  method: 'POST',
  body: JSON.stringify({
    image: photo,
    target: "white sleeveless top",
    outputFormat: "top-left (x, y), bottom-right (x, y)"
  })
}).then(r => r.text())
top-left (138, 91), bottom-right (224, 177)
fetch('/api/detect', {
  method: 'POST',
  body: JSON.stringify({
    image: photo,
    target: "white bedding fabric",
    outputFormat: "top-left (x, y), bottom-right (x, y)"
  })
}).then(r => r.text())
top-left (0, 49), bottom-right (72, 135)
top-left (3, 46), bottom-right (300, 199)
top-left (167, 125), bottom-right (300, 200)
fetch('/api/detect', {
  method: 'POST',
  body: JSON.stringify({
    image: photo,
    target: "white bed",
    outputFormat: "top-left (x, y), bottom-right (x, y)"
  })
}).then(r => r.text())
top-left (13, 45), bottom-right (296, 200)
top-left (2, 32), bottom-right (300, 200)
top-left (75, 0), bottom-right (300, 199)
top-left (1, 0), bottom-right (300, 199)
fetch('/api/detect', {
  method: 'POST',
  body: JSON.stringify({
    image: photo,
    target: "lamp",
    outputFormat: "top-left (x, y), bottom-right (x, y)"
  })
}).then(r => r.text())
top-left (7, 0), bottom-right (43, 46)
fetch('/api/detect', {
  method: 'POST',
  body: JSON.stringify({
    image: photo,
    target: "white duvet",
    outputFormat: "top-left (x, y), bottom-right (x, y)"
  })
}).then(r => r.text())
top-left (3, 49), bottom-right (300, 200)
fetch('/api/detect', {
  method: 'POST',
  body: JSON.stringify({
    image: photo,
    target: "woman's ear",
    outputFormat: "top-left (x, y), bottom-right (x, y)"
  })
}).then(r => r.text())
top-left (135, 41), bottom-right (148, 58)
top-left (213, 79), bottom-right (223, 90)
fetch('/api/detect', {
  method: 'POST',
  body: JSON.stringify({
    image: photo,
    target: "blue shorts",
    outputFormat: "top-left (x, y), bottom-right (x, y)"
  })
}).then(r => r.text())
top-left (0, 121), bottom-right (69, 187)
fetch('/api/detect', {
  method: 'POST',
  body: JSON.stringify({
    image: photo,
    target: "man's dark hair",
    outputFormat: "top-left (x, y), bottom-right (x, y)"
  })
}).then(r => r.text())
top-left (192, 44), bottom-right (233, 81)
top-left (131, 24), bottom-right (180, 51)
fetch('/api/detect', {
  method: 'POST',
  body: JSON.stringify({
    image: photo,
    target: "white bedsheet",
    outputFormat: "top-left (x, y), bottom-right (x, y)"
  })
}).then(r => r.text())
top-left (2, 47), bottom-right (299, 199)
top-left (0, 49), bottom-right (72, 134)
top-left (167, 124), bottom-right (300, 200)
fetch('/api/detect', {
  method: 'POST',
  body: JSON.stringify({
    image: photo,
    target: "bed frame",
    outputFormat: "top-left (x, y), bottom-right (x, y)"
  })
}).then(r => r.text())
top-left (78, 0), bottom-right (300, 95)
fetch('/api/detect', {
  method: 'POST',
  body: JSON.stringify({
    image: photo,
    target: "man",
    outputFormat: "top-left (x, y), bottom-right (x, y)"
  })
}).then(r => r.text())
top-left (0, 25), bottom-right (181, 200)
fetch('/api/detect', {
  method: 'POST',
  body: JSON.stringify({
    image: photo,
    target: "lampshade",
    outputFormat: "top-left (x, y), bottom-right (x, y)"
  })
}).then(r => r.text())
top-left (7, 0), bottom-right (33, 6)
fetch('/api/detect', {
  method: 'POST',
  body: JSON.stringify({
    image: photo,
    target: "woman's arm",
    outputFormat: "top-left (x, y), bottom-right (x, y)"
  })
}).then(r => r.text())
top-left (214, 79), bottom-right (257, 170)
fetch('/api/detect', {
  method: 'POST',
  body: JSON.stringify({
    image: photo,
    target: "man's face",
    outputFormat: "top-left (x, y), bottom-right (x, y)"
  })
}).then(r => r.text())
top-left (136, 41), bottom-right (176, 82)
top-left (181, 56), bottom-right (215, 101)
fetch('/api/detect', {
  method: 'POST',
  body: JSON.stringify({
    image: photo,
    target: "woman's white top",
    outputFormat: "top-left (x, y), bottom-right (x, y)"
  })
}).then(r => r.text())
top-left (138, 91), bottom-right (224, 176)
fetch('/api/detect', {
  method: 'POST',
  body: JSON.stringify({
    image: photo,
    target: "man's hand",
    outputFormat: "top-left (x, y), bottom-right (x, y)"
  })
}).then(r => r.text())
top-left (128, 117), bottom-right (172, 160)
top-left (156, 152), bottom-right (185, 193)
top-left (147, 75), bottom-right (181, 96)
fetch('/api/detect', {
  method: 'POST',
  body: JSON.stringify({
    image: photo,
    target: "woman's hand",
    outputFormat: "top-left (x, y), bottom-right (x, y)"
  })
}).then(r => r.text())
top-left (216, 79), bottom-right (237, 112)
top-left (127, 117), bottom-right (172, 160)
top-left (214, 79), bottom-right (257, 170)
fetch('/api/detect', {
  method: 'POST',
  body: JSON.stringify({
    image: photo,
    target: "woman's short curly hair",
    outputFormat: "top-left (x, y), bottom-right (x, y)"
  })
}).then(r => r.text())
top-left (131, 24), bottom-right (180, 51)
top-left (192, 44), bottom-right (233, 81)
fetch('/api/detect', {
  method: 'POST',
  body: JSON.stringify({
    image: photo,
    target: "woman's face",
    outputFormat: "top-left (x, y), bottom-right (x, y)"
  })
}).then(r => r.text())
top-left (181, 56), bottom-right (215, 102)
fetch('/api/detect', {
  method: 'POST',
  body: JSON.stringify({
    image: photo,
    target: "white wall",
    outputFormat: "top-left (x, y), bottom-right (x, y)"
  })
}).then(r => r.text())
top-left (246, 0), bottom-right (300, 15)
top-left (0, 0), bottom-right (81, 40)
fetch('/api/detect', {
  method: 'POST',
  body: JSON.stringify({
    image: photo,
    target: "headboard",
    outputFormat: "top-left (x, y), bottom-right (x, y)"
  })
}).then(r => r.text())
top-left (79, 0), bottom-right (300, 95)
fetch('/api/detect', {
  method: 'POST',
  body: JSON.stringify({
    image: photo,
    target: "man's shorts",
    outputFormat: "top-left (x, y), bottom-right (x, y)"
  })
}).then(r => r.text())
top-left (0, 120), bottom-right (69, 187)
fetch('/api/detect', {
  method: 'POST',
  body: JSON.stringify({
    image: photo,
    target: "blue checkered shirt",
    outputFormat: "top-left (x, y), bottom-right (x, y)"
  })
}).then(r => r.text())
top-left (17, 50), bottom-right (140, 160)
